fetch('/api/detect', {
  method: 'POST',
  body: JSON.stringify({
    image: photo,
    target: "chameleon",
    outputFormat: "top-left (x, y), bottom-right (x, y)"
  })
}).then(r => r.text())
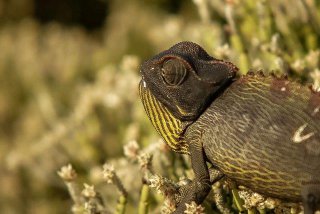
top-left (138, 41), bottom-right (320, 213)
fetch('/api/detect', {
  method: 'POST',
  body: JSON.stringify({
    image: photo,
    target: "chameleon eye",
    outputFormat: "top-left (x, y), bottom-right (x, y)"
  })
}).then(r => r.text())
top-left (161, 58), bottom-right (187, 86)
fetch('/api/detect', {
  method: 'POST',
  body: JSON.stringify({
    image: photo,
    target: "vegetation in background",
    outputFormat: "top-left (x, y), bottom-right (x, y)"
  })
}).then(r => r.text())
top-left (0, 0), bottom-right (319, 213)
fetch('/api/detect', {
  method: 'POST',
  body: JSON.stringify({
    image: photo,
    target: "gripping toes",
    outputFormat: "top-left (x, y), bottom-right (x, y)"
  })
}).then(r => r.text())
top-left (173, 178), bottom-right (211, 213)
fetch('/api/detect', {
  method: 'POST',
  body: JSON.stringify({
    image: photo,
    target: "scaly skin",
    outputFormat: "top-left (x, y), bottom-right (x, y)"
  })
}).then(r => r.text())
top-left (186, 74), bottom-right (320, 201)
top-left (139, 41), bottom-right (320, 213)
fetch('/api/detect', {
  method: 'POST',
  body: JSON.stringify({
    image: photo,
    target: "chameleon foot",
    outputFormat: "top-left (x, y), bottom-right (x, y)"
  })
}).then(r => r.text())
top-left (173, 178), bottom-right (211, 214)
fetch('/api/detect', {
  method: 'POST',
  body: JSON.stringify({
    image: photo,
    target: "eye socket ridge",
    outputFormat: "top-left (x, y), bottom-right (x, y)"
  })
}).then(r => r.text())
top-left (160, 58), bottom-right (188, 86)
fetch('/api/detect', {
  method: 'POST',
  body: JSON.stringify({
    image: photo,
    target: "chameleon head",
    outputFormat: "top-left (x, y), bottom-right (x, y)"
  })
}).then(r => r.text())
top-left (139, 41), bottom-right (238, 121)
top-left (138, 41), bottom-right (238, 153)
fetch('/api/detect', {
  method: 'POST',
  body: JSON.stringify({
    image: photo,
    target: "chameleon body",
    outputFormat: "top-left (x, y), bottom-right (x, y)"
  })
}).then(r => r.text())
top-left (193, 74), bottom-right (320, 200)
top-left (139, 41), bottom-right (320, 213)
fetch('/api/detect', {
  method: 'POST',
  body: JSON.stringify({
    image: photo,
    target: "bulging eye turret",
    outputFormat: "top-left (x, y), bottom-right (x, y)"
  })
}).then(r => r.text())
top-left (161, 58), bottom-right (187, 86)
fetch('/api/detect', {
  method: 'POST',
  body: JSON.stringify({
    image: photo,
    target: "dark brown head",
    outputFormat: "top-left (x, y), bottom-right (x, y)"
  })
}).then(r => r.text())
top-left (139, 41), bottom-right (238, 121)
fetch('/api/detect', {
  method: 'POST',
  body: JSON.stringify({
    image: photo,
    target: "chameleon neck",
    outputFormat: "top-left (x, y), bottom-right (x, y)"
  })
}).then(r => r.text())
top-left (139, 82), bottom-right (190, 153)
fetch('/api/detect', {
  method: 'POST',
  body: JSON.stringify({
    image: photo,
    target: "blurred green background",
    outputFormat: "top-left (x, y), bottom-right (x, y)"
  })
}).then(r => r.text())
top-left (0, 0), bottom-right (319, 213)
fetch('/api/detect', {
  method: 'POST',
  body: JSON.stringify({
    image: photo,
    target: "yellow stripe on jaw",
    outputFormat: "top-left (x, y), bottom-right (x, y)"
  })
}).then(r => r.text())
top-left (139, 83), bottom-right (189, 153)
top-left (147, 90), bottom-right (176, 149)
top-left (151, 94), bottom-right (181, 139)
top-left (162, 105), bottom-right (181, 135)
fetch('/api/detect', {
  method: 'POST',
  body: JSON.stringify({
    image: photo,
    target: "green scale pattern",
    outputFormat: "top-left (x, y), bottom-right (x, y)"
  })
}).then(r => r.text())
top-left (186, 75), bottom-right (320, 201)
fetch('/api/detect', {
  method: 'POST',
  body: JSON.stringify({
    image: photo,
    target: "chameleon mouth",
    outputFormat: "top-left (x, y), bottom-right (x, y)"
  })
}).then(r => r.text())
top-left (138, 79), bottom-right (147, 99)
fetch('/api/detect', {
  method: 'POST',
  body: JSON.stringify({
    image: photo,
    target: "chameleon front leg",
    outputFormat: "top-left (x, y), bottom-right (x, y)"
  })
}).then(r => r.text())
top-left (173, 139), bottom-right (212, 213)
